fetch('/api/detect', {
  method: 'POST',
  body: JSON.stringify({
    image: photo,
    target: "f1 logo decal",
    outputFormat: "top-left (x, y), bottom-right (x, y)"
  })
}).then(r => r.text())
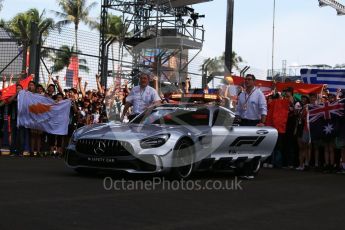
top-left (230, 136), bottom-right (266, 147)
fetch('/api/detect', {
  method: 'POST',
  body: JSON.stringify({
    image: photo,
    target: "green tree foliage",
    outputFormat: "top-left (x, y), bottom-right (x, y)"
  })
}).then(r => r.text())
top-left (52, 0), bottom-right (97, 51)
top-left (51, 45), bottom-right (89, 74)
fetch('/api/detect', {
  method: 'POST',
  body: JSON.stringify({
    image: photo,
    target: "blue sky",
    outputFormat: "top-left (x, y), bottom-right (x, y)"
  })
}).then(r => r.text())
top-left (2, 0), bottom-right (345, 72)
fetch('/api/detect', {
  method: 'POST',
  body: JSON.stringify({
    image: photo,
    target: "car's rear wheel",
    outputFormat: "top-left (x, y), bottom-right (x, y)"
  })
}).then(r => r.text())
top-left (171, 139), bottom-right (194, 179)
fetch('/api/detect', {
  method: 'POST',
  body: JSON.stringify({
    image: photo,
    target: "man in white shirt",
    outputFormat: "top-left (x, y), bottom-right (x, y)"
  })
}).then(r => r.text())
top-left (121, 70), bottom-right (161, 121)
top-left (235, 74), bottom-right (267, 127)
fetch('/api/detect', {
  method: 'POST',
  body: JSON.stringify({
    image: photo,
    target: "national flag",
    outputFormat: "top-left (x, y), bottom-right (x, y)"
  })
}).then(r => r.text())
top-left (301, 68), bottom-right (345, 93)
top-left (0, 75), bottom-right (33, 101)
top-left (17, 91), bottom-right (71, 135)
top-left (307, 100), bottom-right (345, 141)
top-left (265, 99), bottom-right (290, 133)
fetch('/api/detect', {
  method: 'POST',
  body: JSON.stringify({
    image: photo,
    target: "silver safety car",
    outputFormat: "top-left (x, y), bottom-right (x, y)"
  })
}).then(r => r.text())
top-left (65, 104), bottom-right (278, 178)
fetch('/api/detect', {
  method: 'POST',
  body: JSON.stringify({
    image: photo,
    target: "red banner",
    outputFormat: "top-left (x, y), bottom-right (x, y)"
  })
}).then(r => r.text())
top-left (0, 75), bottom-right (33, 101)
top-left (232, 76), bottom-right (274, 96)
top-left (276, 82), bottom-right (323, 94)
top-left (231, 76), bottom-right (323, 95)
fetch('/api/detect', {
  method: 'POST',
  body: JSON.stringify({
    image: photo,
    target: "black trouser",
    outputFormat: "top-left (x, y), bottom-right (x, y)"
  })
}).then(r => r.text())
top-left (283, 116), bottom-right (298, 167)
top-left (11, 125), bottom-right (26, 155)
top-left (48, 134), bottom-right (63, 148)
top-left (240, 119), bottom-right (260, 126)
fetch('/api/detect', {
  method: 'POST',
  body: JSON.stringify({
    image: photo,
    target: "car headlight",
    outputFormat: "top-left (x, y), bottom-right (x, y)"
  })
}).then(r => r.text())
top-left (140, 134), bottom-right (170, 149)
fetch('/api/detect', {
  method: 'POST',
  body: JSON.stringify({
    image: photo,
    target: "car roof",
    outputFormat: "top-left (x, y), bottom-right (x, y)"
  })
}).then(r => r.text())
top-left (155, 103), bottom-right (234, 114)
top-left (157, 103), bottom-right (216, 109)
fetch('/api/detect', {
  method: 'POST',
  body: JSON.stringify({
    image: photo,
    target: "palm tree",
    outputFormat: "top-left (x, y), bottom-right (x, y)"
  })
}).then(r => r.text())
top-left (51, 45), bottom-right (89, 73)
top-left (220, 51), bottom-right (244, 71)
top-left (90, 14), bottom-right (125, 73)
top-left (104, 14), bottom-right (124, 40)
top-left (201, 57), bottom-right (222, 75)
top-left (201, 51), bottom-right (244, 77)
top-left (4, 8), bottom-right (54, 44)
top-left (2, 8), bottom-right (54, 73)
top-left (52, 0), bottom-right (98, 51)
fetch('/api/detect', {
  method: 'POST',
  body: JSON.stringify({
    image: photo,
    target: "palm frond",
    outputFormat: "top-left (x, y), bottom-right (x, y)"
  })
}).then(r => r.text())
top-left (50, 10), bottom-right (68, 19)
top-left (84, 2), bottom-right (98, 14)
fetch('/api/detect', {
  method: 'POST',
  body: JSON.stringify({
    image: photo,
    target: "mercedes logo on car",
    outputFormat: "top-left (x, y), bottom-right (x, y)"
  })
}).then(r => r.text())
top-left (94, 141), bottom-right (106, 155)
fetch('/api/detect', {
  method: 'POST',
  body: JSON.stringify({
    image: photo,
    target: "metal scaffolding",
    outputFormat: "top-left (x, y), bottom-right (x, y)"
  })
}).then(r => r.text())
top-left (98, 0), bottom-right (211, 89)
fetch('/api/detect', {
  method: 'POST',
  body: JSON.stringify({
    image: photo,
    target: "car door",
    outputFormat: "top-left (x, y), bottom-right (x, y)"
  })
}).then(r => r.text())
top-left (211, 108), bottom-right (277, 158)
top-left (229, 125), bottom-right (277, 158)
top-left (210, 108), bottom-right (238, 157)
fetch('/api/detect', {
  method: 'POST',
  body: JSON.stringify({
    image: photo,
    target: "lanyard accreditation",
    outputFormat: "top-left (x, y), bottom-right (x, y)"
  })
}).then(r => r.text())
top-left (243, 87), bottom-right (256, 111)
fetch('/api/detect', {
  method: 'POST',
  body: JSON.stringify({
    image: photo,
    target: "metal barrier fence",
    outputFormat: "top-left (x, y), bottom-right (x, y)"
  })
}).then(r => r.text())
top-left (40, 26), bottom-right (130, 90)
top-left (1, 25), bottom-right (205, 90)
top-left (0, 28), bottom-right (24, 81)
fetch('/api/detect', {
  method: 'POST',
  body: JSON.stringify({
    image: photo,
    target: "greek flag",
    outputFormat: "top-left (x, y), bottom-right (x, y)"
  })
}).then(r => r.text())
top-left (301, 69), bottom-right (345, 93)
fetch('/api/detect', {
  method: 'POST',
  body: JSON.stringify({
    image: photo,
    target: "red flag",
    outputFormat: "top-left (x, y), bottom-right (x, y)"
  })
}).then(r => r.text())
top-left (265, 99), bottom-right (290, 134)
top-left (0, 75), bottom-right (33, 101)
top-left (276, 82), bottom-right (323, 94)
top-left (232, 76), bottom-right (274, 95)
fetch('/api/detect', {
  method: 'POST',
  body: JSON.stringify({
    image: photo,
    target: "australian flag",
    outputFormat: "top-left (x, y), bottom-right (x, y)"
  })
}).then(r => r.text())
top-left (308, 99), bottom-right (345, 141)
top-left (301, 69), bottom-right (345, 93)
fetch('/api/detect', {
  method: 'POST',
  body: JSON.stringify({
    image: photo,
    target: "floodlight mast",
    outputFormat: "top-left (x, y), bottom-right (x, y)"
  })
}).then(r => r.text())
top-left (318, 0), bottom-right (345, 15)
top-left (224, 0), bottom-right (234, 76)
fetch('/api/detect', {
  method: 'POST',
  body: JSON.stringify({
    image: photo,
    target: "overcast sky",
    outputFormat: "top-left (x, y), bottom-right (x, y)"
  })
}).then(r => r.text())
top-left (2, 0), bottom-right (345, 72)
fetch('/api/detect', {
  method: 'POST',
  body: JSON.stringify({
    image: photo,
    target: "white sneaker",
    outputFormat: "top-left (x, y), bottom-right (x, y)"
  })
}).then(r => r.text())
top-left (296, 166), bottom-right (304, 171)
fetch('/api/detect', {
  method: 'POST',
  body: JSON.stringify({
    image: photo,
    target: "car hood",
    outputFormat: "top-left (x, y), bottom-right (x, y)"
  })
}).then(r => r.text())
top-left (75, 122), bottom-right (208, 141)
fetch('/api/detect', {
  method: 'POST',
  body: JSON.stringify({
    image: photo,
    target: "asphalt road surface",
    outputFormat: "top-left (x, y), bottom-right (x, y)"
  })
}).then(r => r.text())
top-left (0, 156), bottom-right (344, 230)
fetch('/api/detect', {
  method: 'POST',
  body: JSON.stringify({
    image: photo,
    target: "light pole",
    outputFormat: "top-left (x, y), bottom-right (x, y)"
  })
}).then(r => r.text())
top-left (318, 0), bottom-right (345, 15)
top-left (225, 0), bottom-right (234, 76)
top-left (272, 0), bottom-right (276, 81)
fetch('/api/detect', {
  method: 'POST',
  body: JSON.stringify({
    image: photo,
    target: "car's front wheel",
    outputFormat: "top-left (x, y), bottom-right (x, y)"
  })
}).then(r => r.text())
top-left (171, 139), bottom-right (194, 179)
top-left (252, 159), bottom-right (261, 175)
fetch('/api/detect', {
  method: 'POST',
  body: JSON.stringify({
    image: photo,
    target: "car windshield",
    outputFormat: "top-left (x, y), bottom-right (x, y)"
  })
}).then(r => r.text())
top-left (131, 107), bottom-right (210, 126)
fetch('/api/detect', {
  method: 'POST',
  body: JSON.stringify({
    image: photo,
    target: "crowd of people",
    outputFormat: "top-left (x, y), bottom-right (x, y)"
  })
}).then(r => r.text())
top-left (0, 73), bottom-right (124, 157)
top-left (0, 71), bottom-right (344, 175)
top-left (226, 74), bottom-right (345, 174)
top-left (0, 70), bottom-right (180, 157)
top-left (264, 87), bottom-right (345, 174)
